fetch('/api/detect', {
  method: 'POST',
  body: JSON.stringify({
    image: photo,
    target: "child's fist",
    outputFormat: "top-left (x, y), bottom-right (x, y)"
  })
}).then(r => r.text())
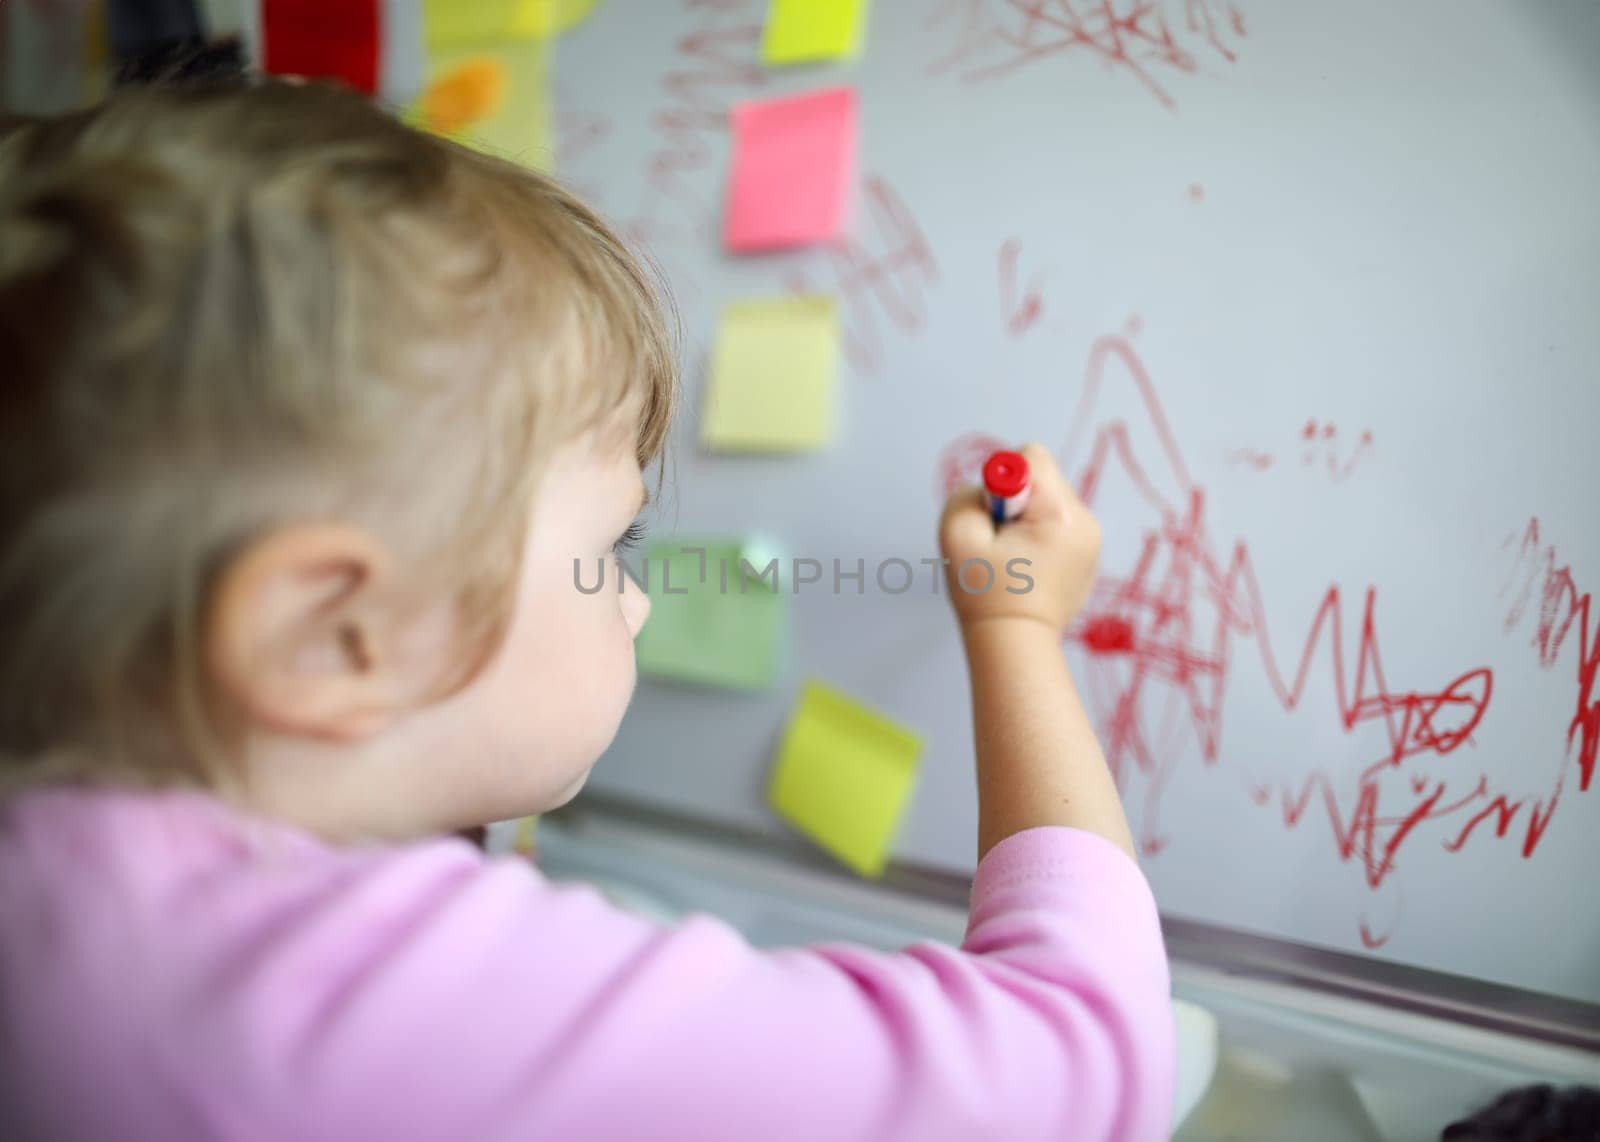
top-left (937, 442), bottom-right (1101, 631)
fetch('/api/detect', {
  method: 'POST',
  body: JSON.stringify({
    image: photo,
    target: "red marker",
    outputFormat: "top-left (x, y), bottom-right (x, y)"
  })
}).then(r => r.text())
top-left (983, 450), bottom-right (1030, 524)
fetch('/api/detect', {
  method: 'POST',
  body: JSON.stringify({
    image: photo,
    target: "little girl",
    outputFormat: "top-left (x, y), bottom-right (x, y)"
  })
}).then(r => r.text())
top-left (0, 78), bottom-right (1173, 1140)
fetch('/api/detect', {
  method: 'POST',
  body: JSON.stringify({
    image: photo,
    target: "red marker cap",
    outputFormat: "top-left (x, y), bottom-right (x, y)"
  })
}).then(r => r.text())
top-left (982, 450), bottom-right (1029, 499)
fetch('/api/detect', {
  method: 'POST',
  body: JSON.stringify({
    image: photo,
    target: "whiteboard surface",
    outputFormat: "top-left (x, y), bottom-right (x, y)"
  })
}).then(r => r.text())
top-left (553, 0), bottom-right (1600, 1007)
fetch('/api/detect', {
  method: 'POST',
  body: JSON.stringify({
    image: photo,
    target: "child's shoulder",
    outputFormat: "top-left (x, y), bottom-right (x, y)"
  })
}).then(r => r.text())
top-left (0, 781), bottom-right (488, 901)
top-left (0, 781), bottom-right (511, 988)
top-left (0, 784), bottom-right (528, 1136)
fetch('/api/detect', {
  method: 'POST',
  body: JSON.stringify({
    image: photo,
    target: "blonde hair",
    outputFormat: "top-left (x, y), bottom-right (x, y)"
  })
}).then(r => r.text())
top-left (0, 78), bottom-right (678, 790)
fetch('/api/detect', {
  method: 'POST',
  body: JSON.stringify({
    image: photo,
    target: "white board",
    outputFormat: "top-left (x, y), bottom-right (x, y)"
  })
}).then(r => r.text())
top-left (554, 0), bottom-right (1600, 1008)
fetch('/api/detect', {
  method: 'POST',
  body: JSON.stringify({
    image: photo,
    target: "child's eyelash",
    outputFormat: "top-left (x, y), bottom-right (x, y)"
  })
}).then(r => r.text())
top-left (613, 521), bottom-right (647, 553)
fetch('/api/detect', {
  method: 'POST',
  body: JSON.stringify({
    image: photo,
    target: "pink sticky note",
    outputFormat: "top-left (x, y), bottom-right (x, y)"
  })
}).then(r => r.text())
top-left (724, 86), bottom-right (857, 252)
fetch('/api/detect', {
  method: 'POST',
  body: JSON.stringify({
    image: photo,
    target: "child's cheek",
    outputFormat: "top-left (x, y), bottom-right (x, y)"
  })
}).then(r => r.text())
top-left (586, 588), bottom-right (641, 717)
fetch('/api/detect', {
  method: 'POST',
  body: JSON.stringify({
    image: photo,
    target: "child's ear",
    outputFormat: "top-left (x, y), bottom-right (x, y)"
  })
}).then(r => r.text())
top-left (204, 523), bottom-right (404, 742)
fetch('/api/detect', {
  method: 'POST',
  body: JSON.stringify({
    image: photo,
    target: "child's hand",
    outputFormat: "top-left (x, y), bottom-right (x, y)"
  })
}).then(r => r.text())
top-left (938, 442), bottom-right (1101, 632)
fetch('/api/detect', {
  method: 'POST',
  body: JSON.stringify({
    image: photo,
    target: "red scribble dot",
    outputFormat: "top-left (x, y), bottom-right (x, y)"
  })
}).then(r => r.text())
top-left (1302, 419), bottom-right (1317, 439)
top-left (1322, 422), bottom-right (1337, 439)
top-left (1188, 182), bottom-right (1204, 202)
top-left (1082, 615), bottom-right (1137, 654)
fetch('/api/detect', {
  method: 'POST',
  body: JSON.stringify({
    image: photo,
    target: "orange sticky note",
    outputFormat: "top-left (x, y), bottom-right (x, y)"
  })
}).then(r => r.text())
top-left (724, 86), bottom-right (856, 252)
top-left (420, 57), bottom-right (508, 135)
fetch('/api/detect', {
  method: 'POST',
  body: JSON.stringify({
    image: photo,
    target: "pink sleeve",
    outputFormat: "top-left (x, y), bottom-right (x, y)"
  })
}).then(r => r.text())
top-left (207, 825), bottom-right (1173, 1141)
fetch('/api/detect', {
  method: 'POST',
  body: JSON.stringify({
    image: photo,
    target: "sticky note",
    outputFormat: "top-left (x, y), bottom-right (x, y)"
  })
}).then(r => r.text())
top-left (702, 296), bottom-right (839, 452)
top-left (633, 540), bottom-right (788, 691)
top-left (411, 39), bottom-right (549, 170)
top-left (261, 0), bottom-right (380, 94)
top-left (423, 0), bottom-right (597, 46)
top-left (762, 0), bottom-right (867, 65)
top-left (768, 680), bottom-right (922, 877)
top-left (419, 57), bottom-right (509, 135)
top-left (724, 86), bottom-right (856, 252)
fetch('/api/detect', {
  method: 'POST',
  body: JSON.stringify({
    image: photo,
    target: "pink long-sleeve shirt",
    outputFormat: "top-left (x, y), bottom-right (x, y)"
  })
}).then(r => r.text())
top-left (0, 785), bottom-right (1174, 1140)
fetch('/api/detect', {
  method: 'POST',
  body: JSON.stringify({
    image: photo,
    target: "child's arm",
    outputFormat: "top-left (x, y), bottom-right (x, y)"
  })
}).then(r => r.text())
top-left (158, 818), bottom-right (1171, 1140)
top-left (937, 442), bottom-right (1138, 860)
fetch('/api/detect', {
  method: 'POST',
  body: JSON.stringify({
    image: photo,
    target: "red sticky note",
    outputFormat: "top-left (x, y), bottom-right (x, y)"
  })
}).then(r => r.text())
top-left (724, 86), bottom-right (856, 252)
top-left (262, 0), bottom-right (381, 95)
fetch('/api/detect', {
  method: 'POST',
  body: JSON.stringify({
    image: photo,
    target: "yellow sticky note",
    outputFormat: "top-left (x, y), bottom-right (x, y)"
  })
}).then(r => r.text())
top-left (768, 679), bottom-right (922, 877)
top-left (762, 0), bottom-right (867, 65)
top-left (702, 296), bottom-right (839, 452)
top-left (414, 37), bottom-right (549, 170)
top-left (424, 0), bottom-right (597, 47)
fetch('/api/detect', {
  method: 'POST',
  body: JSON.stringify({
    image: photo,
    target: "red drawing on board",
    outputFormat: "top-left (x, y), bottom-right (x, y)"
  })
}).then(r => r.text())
top-left (937, 432), bottom-right (1011, 499)
top-left (552, 104), bottom-right (615, 202)
top-left (628, 12), bottom-right (766, 249)
top-left (1300, 420), bottom-right (1375, 482)
top-left (1227, 422), bottom-right (1374, 480)
top-left (1437, 519), bottom-right (1600, 856)
top-left (935, 333), bottom-right (1594, 941)
top-left (999, 238), bottom-right (1047, 337)
top-left (926, 0), bottom-right (1248, 111)
top-left (1225, 449), bottom-right (1273, 470)
top-left (782, 176), bottom-right (940, 375)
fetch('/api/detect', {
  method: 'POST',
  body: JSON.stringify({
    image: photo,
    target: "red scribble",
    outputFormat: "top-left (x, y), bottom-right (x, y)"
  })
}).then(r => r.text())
top-left (1298, 420), bottom-right (1375, 482)
top-left (554, 108), bottom-right (612, 168)
top-left (551, 103), bottom-right (614, 201)
top-left (783, 177), bottom-right (940, 375)
top-left (927, 0), bottom-right (1248, 111)
top-left (937, 431), bottom-right (1010, 499)
top-left (998, 237), bottom-right (1046, 337)
top-left (933, 334), bottom-right (1571, 939)
top-left (1188, 182), bottom-right (1205, 202)
top-left (627, 7), bottom-right (766, 249)
top-left (1225, 449), bottom-right (1273, 470)
top-left (1356, 889), bottom-right (1408, 953)
top-left (1049, 338), bottom-right (1496, 882)
top-left (1438, 519), bottom-right (1600, 856)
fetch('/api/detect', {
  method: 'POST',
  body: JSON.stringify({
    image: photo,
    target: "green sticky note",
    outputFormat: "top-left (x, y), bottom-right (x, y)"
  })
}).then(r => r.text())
top-left (633, 540), bottom-right (788, 690)
top-left (762, 0), bottom-right (867, 65)
top-left (702, 296), bottom-right (839, 452)
top-left (768, 679), bottom-right (922, 877)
